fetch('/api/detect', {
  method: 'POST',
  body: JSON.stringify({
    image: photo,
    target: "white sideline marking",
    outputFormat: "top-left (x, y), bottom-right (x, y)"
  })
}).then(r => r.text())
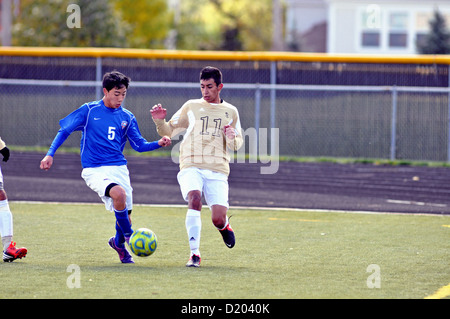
top-left (9, 200), bottom-right (448, 217)
top-left (387, 199), bottom-right (447, 208)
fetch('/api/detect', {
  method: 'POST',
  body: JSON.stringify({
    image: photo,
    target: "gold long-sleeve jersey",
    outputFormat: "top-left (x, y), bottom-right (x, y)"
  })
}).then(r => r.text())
top-left (153, 98), bottom-right (243, 176)
top-left (0, 137), bottom-right (5, 150)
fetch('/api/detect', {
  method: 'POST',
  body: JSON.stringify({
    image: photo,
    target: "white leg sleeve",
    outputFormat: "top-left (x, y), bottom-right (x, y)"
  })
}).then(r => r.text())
top-left (0, 199), bottom-right (13, 238)
top-left (185, 209), bottom-right (201, 256)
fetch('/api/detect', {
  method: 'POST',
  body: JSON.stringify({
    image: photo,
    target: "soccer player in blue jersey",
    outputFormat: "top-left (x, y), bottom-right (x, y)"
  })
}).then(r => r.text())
top-left (40, 71), bottom-right (171, 264)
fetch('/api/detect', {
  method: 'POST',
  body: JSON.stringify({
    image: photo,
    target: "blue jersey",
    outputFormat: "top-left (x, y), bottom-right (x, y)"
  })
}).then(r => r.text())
top-left (47, 100), bottom-right (160, 168)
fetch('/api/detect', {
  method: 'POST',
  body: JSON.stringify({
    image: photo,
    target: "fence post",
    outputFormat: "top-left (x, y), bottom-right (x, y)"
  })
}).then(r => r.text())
top-left (95, 57), bottom-right (102, 100)
top-left (390, 85), bottom-right (398, 161)
top-left (448, 66), bottom-right (450, 162)
top-left (270, 61), bottom-right (278, 157)
top-left (254, 84), bottom-right (261, 154)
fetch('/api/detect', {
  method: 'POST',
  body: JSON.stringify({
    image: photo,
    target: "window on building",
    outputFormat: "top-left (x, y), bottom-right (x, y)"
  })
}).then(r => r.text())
top-left (362, 32), bottom-right (380, 47)
top-left (415, 12), bottom-right (431, 48)
top-left (361, 6), bottom-right (381, 47)
top-left (389, 12), bottom-right (408, 48)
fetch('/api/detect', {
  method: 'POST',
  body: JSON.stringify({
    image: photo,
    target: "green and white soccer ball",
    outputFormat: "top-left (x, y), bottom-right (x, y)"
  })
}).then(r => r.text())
top-left (129, 228), bottom-right (157, 257)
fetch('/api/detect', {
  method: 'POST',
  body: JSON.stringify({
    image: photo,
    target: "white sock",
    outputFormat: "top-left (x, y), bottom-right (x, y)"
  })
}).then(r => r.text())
top-left (2, 236), bottom-right (12, 251)
top-left (185, 209), bottom-right (201, 257)
top-left (0, 200), bottom-right (13, 250)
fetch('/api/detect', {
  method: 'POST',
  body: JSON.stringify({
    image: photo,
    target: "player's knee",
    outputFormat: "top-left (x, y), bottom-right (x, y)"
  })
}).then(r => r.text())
top-left (212, 215), bottom-right (226, 229)
top-left (0, 190), bottom-right (7, 201)
top-left (188, 191), bottom-right (202, 211)
top-left (211, 205), bottom-right (227, 228)
top-left (109, 185), bottom-right (127, 208)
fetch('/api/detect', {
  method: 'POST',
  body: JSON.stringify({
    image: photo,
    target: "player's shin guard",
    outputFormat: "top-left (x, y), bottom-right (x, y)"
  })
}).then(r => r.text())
top-left (185, 209), bottom-right (201, 256)
top-left (114, 208), bottom-right (133, 242)
top-left (115, 221), bottom-right (126, 248)
top-left (0, 200), bottom-right (13, 250)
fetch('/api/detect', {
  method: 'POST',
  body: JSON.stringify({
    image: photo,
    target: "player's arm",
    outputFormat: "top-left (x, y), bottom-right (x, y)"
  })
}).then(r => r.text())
top-left (40, 105), bottom-right (87, 170)
top-left (40, 155), bottom-right (53, 171)
top-left (0, 137), bottom-right (5, 150)
top-left (127, 116), bottom-right (172, 152)
top-left (150, 103), bottom-right (188, 138)
top-left (223, 112), bottom-right (244, 151)
top-left (158, 136), bottom-right (172, 147)
top-left (0, 137), bottom-right (10, 162)
top-left (40, 129), bottom-right (70, 170)
top-left (150, 104), bottom-right (171, 137)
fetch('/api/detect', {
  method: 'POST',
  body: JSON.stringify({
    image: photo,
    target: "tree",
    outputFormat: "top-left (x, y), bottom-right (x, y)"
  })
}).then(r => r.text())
top-left (175, 0), bottom-right (274, 51)
top-left (417, 9), bottom-right (450, 54)
top-left (111, 0), bottom-right (172, 49)
top-left (12, 0), bottom-right (128, 47)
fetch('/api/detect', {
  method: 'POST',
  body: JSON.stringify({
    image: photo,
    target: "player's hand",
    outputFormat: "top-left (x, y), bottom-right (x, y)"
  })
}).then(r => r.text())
top-left (40, 155), bottom-right (53, 171)
top-left (0, 146), bottom-right (10, 162)
top-left (158, 136), bottom-right (171, 147)
top-left (150, 104), bottom-right (167, 120)
top-left (223, 125), bottom-right (236, 139)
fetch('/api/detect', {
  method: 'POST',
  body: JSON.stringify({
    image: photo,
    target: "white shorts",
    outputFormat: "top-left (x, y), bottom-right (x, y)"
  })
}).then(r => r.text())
top-left (81, 165), bottom-right (133, 212)
top-left (177, 167), bottom-right (229, 209)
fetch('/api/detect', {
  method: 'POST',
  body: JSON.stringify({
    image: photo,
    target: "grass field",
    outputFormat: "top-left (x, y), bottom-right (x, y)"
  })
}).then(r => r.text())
top-left (1, 202), bottom-right (449, 300)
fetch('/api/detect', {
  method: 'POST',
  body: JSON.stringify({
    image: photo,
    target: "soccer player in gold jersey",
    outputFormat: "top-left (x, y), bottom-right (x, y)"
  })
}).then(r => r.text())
top-left (0, 137), bottom-right (28, 262)
top-left (151, 66), bottom-right (243, 267)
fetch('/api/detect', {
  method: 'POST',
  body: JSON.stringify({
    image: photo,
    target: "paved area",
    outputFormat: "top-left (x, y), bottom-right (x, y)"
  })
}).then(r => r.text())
top-left (2, 151), bottom-right (450, 215)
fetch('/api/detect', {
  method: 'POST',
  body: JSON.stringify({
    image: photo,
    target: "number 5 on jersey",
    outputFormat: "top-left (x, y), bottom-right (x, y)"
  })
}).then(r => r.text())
top-left (108, 126), bottom-right (116, 140)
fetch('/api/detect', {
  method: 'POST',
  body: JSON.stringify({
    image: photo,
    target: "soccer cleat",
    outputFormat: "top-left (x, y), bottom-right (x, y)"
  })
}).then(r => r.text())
top-left (3, 241), bottom-right (27, 262)
top-left (108, 237), bottom-right (134, 264)
top-left (186, 254), bottom-right (201, 267)
top-left (219, 222), bottom-right (235, 248)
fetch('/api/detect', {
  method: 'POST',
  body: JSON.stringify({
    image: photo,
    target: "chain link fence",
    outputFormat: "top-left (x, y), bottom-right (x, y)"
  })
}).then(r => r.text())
top-left (1, 52), bottom-right (449, 162)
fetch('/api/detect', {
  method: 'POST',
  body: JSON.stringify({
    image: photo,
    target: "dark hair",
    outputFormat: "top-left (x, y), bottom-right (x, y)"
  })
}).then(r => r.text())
top-left (200, 66), bottom-right (222, 86)
top-left (102, 71), bottom-right (130, 91)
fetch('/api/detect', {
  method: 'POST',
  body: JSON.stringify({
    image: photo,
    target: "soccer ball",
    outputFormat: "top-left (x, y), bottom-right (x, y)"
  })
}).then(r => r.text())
top-left (129, 228), bottom-right (157, 257)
